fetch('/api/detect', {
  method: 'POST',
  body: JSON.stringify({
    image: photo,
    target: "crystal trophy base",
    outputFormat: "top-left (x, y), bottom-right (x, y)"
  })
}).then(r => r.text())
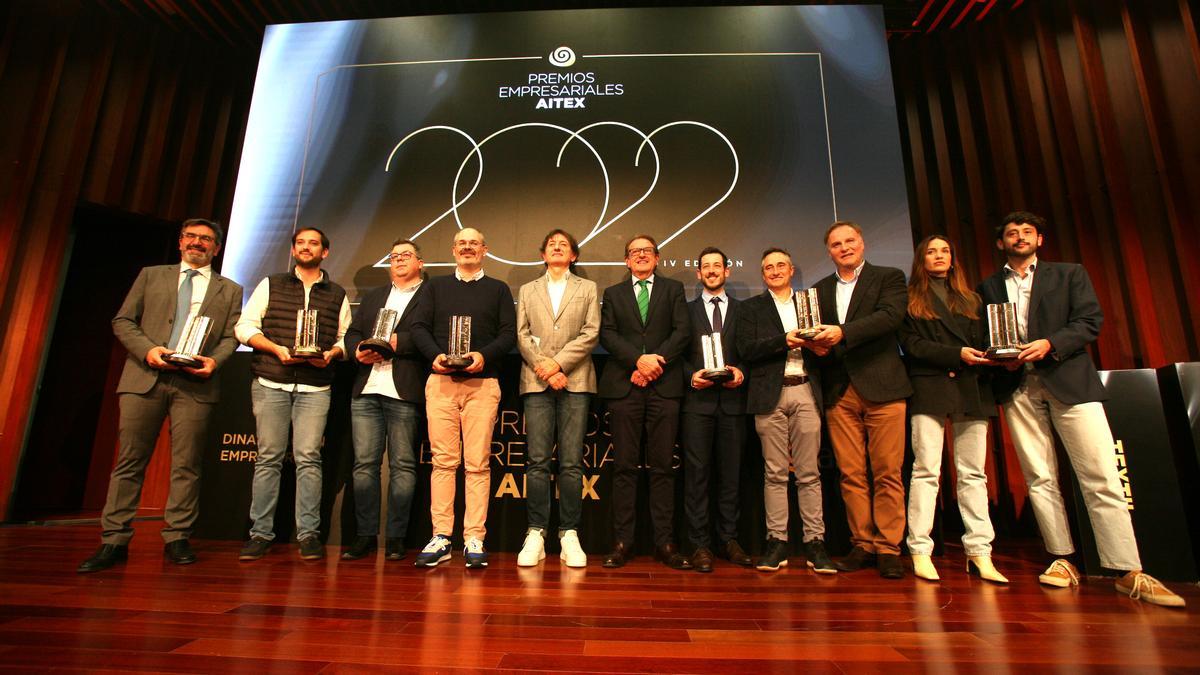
top-left (291, 346), bottom-right (324, 359)
top-left (359, 339), bottom-right (395, 359)
top-left (164, 352), bottom-right (201, 368)
top-left (985, 346), bottom-right (1022, 360)
top-left (444, 355), bottom-right (472, 369)
top-left (796, 326), bottom-right (822, 340)
top-left (700, 367), bottom-right (733, 383)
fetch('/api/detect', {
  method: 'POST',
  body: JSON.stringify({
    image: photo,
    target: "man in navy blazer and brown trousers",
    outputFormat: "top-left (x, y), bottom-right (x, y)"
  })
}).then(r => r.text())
top-left (600, 234), bottom-right (693, 570)
top-left (811, 221), bottom-right (912, 579)
top-left (79, 218), bottom-right (242, 572)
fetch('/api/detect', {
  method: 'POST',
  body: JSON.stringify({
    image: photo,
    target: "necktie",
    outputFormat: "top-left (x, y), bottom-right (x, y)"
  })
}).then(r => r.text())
top-left (636, 279), bottom-right (649, 323)
top-left (168, 269), bottom-right (198, 350)
top-left (710, 296), bottom-right (723, 333)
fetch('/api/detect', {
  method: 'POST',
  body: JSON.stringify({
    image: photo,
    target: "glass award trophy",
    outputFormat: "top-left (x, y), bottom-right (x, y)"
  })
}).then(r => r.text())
top-left (985, 302), bottom-right (1022, 360)
top-left (445, 315), bottom-right (472, 369)
top-left (793, 288), bottom-right (823, 339)
top-left (292, 309), bottom-right (324, 359)
top-left (359, 308), bottom-right (398, 359)
top-left (164, 314), bottom-right (211, 368)
top-left (700, 332), bottom-right (733, 383)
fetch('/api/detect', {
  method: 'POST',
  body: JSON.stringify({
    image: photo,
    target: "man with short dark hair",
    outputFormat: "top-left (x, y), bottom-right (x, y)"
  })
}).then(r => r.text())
top-left (811, 221), bottom-right (912, 579)
top-left (978, 211), bottom-right (1184, 607)
top-left (341, 239), bottom-right (428, 562)
top-left (411, 228), bottom-right (515, 569)
top-left (236, 227), bottom-right (351, 562)
top-left (599, 235), bottom-right (692, 570)
top-left (682, 247), bottom-right (750, 572)
top-left (79, 219), bottom-right (243, 573)
top-left (737, 247), bottom-right (835, 573)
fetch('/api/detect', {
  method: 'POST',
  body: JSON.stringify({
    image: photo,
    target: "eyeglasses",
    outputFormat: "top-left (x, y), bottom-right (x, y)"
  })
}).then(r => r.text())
top-left (388, 251), bottom-right (419, 262)
top-left (455, 240), bottom-right (483, 248)
top-left (626, 246), bottom-right (656, 257)
top-left (181, 232), bottom-right (216, 244)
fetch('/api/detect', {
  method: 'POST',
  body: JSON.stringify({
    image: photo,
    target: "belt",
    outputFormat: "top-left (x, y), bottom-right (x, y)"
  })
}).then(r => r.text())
top-left (782, 375), bottom-right (809, 386)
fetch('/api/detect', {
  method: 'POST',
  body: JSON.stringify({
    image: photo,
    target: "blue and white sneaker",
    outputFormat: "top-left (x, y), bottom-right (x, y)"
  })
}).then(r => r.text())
top-left (464, 537), bottom-right (488, 569)
top-left (414, 534), bottom-right (452, 567)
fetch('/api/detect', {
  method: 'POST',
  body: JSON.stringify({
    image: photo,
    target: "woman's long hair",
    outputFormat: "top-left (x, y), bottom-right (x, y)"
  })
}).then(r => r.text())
top-left (907, 234), bottom-right (981, 320)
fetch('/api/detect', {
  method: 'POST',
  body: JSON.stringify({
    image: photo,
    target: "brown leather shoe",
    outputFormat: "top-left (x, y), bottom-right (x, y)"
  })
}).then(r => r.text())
top-left (723, 540), bottom-right (753, 567)
top-left (655, 543), bottom-right (692, 570)
top-left (692, 547), bottom-right (714, 573)
top-left (602, 541), bottom-right (631, 568)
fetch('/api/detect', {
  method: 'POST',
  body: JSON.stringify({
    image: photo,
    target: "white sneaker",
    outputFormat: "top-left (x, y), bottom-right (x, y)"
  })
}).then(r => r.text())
top-left (517, 529), bottom-right (545, 567)
top-left (559, 530), bottom-right (587, 568)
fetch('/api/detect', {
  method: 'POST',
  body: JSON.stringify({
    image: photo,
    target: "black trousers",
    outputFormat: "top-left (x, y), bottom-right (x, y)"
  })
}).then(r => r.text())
top-left (682, 408), bottom-right (745, 549)
top-left (607, 387), bottom-right (680, 548)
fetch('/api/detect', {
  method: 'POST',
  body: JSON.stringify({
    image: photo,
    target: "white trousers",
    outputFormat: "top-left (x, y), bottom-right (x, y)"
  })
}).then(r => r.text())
top-left (1002, 373), bottom-right (1141, 571)
top-left (906, 414), bottom-right (994, 556)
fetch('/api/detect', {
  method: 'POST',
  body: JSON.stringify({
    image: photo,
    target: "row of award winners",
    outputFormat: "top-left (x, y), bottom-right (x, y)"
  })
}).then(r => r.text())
top-left (76, 214), bottom-right (1185, 609)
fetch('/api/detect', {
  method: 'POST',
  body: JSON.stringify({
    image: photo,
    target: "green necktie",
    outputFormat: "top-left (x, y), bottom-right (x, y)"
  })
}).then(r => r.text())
top-left (636, 279), bottom-right (649, 323)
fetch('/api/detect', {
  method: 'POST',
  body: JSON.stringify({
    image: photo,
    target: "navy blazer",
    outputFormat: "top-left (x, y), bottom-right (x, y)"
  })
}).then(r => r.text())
top-left (736, 290), bottom-right (825, 416)
top-left (899, 291), bottom-right (995, 418)
top-left (977, 260), bottom-right (1107, 405)
top-left (344, 282), bottom-right (430, 403)
top-left (682, 294), bottom-right (747, 415)
top-left (814, 262), bottom-right (913, 405)
top-left (598, 275), bottom-right (692, 399)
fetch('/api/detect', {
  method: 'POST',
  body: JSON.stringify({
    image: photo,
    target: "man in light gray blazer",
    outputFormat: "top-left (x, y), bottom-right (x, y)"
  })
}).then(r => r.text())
top-left (79, 218), bottom-right (243, 573)
top-left (515, 229), bottom-right (600, 568)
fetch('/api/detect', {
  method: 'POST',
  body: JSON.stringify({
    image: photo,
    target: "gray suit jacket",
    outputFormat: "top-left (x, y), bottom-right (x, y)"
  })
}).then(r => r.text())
top-left (112, 264), bottom-right (243, 403)
top-left (516, 272), bottom-right (600, 395)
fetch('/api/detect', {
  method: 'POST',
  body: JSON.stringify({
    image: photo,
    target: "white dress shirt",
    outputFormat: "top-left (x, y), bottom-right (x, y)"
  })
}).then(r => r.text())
top-left (700, 289), bottom-right (728, 332)
top-left (546, 271), bottom-right (570, 317)
top-left (178, 262), bottom-right (212, 317)
top-left (361, 280), bottom-right (423, 399)
top-left (1004, 256), bottom-right (1037, 343)
top-left (772, 290), bottom-right (807, 377)
top-left (835, 261), bottom-right (866, 324)
top-left (631, 273), bottom-right (655, 301)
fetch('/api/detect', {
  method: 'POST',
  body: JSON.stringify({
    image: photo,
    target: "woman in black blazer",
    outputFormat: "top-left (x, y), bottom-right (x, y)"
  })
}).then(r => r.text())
top-left (901, 235), bottom-right (1007, 584)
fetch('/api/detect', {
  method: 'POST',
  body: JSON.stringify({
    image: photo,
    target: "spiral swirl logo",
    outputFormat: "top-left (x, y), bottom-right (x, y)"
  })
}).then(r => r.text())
top-left (549, 46), bottom-right (576, 68)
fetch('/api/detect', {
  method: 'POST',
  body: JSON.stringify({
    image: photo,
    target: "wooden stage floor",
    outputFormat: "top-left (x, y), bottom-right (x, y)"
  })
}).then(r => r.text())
top-left (1, 521), bottom-right (1197, 673)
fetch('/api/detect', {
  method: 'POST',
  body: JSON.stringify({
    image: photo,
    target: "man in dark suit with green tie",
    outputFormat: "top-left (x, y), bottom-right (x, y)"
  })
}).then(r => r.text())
top-left (78, 218), bottom-right (243, 572)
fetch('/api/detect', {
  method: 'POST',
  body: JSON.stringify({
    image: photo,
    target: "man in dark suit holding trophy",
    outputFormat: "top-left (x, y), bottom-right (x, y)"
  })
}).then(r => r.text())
top-left (78, 218), bottom-right (242, 572)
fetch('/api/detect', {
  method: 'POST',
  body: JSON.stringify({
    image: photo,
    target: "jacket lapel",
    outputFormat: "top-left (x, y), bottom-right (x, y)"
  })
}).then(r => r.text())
top-left (1026, 262), bottom-right (1050, 336)
top-left (555, 275), bottom-right (581, 320)
top-left (844, 263), bottom-right (872, 322)
top-left (932, 291), bottom-right (970, 344)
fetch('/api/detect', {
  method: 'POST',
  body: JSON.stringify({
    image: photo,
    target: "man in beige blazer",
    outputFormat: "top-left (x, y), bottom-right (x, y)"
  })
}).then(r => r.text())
top-left (515, 229), bottom-right (600, 568)
top-left (79, 218), bottom-right (242, 572)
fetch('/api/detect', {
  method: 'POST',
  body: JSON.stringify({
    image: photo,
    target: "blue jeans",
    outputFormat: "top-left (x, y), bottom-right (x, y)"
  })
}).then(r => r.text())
top-left (350, 394), bottom-right (420, 539)
top-left (523, 389), bottom-right (590, 533)
top-left (248, 381), bottom-right (330, 541)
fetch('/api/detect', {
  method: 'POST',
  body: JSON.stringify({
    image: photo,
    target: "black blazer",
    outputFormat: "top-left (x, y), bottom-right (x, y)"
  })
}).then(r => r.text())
top-left (899, 291), bottom-right (995, 418)
top-left (814, 262), bottom-right (912, 405)
top-left (682, 294), bottom-right (747, 415)
top-left (598, 275), bottom-right (692, 399)
top-left (736, 290), bottom-right (824, 416)
top-left (977, 260), bottom-right (1107, 405)
top-left (343, 282), bottom-right (430, 403)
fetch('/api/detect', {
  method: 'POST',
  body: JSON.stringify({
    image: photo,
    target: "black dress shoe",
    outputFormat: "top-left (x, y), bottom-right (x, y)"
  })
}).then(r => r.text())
top-left (803, 539), bottom-right (837, 574)
top-left (756, 538), bottom-right (788, 572)
top-left (385, 538), bottom-right (406, 561)
top-left (77, 544), bottom-right (128, 573)
top-left (878, 553), bottom-right (905, 579)
top-left (723, 540), bottom-right (753, 567)
top-left (835, 546), bottom-right (877, 572)
top-left (655, 543), bottom-right (692, 570)
top-left (164, 539), bottom-right (197, 565)
top-left (692, 547), bottom-right (714, 573)
top-left (341, 536), bottom-right (377, 560)
top-left (602, 541), bottom-right (631, 568)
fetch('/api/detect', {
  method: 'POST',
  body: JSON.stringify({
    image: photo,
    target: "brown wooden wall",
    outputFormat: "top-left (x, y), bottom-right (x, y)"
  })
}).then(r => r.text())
top-left (0, 3), bottom-right (255, 520)
top-left (892, 0), bottom-right (1200, 371)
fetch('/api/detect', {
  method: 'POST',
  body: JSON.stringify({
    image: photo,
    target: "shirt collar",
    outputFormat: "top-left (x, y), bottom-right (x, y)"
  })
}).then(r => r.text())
top-left (701, 289), bottom-right (728, 304)
top-left (1004, 256), bottom-right (1038, 279)
top-left (392, 278), bottom-right (423, 293)
top-left (835, 261), bottom-right (866, 286)
top-left (181, 262), bottom-right (211, 279)
top-left (632, 273), bottom-right (655, 286)
top-left (455, 268), bottom-right (485, 282)
top-left (544, 270), bottom-right (572, 284)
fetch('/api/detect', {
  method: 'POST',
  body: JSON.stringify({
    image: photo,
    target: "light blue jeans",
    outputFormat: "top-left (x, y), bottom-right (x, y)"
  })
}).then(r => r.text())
top-left (350, 395), bottom-right (420, 539)
top-left (248, 381), bottom-right (330, 541)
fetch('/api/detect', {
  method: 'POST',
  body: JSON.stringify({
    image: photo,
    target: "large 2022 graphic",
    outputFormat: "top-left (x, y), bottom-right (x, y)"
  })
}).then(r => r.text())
top-left (373, 121), bottom-right (739, 267)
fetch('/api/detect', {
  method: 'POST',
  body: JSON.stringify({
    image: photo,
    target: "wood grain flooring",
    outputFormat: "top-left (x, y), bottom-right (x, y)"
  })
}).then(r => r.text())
top-left (1, 521), bottom-right (1197, 673)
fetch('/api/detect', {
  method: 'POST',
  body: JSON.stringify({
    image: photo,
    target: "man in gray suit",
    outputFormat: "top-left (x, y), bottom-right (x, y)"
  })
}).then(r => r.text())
top-left (78, 218), bottom-right (242, 572)
top-left (515, 229), bottom-right (600, 568)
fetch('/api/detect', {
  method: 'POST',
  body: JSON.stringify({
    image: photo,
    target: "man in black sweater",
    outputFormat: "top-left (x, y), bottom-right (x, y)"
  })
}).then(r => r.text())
top-left (411, 228), bottom-right (516, 569)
